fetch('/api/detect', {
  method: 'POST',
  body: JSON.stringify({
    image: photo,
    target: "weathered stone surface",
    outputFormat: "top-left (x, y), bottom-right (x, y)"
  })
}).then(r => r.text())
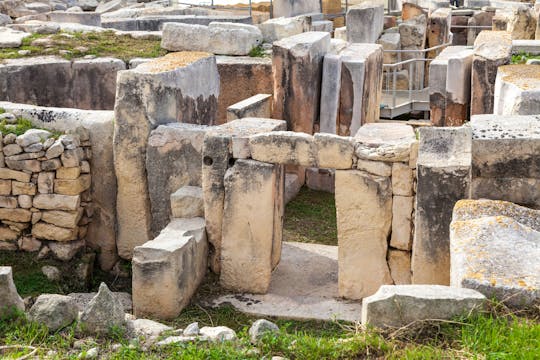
top-left (401, 2), bottom-right (426, 21)
top-left (126, 318), bottom-right (172, 342)
top-left (272, 32), bottom-right (330, 134)
top-left (356, 159), bottom-right (392, 176)
top-left (5, 159), bottom-right (40, 172)
top-left (54, 174), bottom-right (91, 195)
top-left (335, 170), bottom-right (392, 299)
top-left (0, 266), bottom-right (24, 316)
top-left (470, 31), bottom-right (512, 115)
top-left (273, 0), bottom-right (320, 17)
top-left (0, 208), bottom-right (31, 222)
top-left (493, 65), bottom-right (540, 115)
top-left (79, 282), bottom-right (125, 335)
top-left (221, 160), bottom-right (282, 293)
top-left (226, 94), bottom-right (272, 122)
top-left (0, 27), bottom-right (31, 48)
top-left (506, 6), bottom-right (536, 40)
top-left (68, 291), bottom-right (132, 313)
top-left (306, 167), bottom-right (335, 193)
top-left (133, 218), bottom-right (207, 320)
top-left (200, 326), bottom-right (237, 342)
top-left (41, 209), bottom-right (83, 228)
top-left (32, 222), bottom-right (78, 241)
top-left (0, 168), bottom-right (29, 182)
top-left (250, 131), bottom-right (316, 167)
top-left (258, 16), bottom-right (307, 43)
top-left (399, 14), bottom-right (427, 89)
top-left (377, 32), bottom-right (400, 64)
top-left (361, 285), bottom-right (486, 328)
top-left (48, 239), bottom-right (85, 261)
top-left (0, 180), bottom-right (10, 196)
top-left (390, 195), bottom-right (413, 250)
top-left (413, 127), bottom-right (472, 285)
top-left (346, 3), bottom-right (384, 43)
top-left (426, 8), bottom-right (452, 59)
top-left (0, 196), bottom-right (17, 209)
top-left (249, 319), bottom-right (279, 343)
top-left (146, 123), bottom-right (209, 235)
top-left (314, 133), bottom-right (354, 169)
top-left (28, 294), bottom-right (78, 332)
top-left (170, 186), bottom-right (204, 219)
top-left (33, 194), bottom-right (80, 211)
top-left (114, 52), bottom-right (219, 259)
top-left (451, 199), bottom-right (539, 308)
top-left (354, 123), bottom-right (416, 162)
top-left (161, 22), bottom-right (263, 56)
top-left (470, 114), bottom-right (540, 208)
top-left (388, 250), bottom-right (411, 285)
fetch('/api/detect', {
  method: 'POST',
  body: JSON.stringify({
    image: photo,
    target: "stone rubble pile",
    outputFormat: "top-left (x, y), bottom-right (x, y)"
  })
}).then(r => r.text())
top-left (0, 118), bottom-right (92, 261)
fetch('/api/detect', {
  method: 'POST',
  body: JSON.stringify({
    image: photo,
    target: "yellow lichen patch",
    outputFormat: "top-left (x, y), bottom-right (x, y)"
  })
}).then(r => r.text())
top-left (517, 279), bottom-right (529, 288)
top-left (141, 51), bottom-right (212, 73)
top-left (499, 64), bottom-right (540, 91)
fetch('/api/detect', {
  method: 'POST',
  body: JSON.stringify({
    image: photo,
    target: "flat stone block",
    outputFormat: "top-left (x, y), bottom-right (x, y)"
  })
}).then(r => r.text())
top-left (354, 123), bottom-right (416, 162)
top-left (250, 131), bottom-right (317, 167)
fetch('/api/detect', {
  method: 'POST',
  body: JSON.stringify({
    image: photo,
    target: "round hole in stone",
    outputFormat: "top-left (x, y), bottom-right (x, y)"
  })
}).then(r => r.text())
top-left (203, 156), bottom-right (213, 166)
top-left (228, 158), bottom-right (236, 167)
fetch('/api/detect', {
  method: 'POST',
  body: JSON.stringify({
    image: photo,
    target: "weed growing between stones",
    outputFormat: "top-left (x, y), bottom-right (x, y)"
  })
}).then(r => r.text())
top-left (248, 45), bottom-right (267, 58)
top-left (511, 51), bottom-right (540, 64)
top-left (0, 117), bottom-right (62, 138)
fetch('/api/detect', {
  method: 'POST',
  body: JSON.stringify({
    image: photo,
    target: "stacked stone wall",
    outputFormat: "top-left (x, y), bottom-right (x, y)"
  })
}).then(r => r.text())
top-left (0, 124), bottom-right (92, 261)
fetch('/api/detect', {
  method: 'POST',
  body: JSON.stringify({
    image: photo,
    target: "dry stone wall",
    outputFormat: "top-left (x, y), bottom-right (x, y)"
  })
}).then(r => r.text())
top-left (0, 124), bottom-right (92, 261)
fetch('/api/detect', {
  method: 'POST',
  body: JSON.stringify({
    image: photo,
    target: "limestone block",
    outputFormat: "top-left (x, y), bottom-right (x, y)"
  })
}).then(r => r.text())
top-left (413, 127), bottom-right (472, 285)
top-left (273, 0), bottom-right (321, 17)
top-left (146, 123), bottom-right (209, 236)
top-left (319, 54), bottom-right (341, 134)
top-left (0, 266), bottom-right (25, 317)
top-left (356, 159), bottom-right (392, 176)
top-left (314, 133), bottom-right (354, 169)
top-left (12, 181), bottom-right (36, 195)
top-left (0, 208), bottom-right (31, 222)
top-left (273, 32), bottom-right (331, 134)
top-left (390, 195), bottom-right (413, 251)
top-left (220, 160), bottom-right (281, 293)
top-left (377, 32), bottom-right (400, 64)
top-left (0, 196), bottom-right (17, 208)
top-left (507, 6), bottom-right (536, 40)
top-left (170, 186), bottom-right (204, 219)
top-left (41, 159), bottom-right (62, 171)
top-left (18, 195), bottom-right (32, 209)
top-left (41, 209), bottom-right (83, 228)
top-left (37, 172), bottom-right (55, 194)
top-left (305, 167), bottom-right (334, 193)
top-left (401, 2), bottom-right (426, 21)
top-left (311, 20), bottom-right (333, 32)
top-left (392, 162), bottom-right (413, 196)
top-left (493, 65), bottom-right (540, 115)
top-left (451, 199), bottom-right (539, 308)
top-left (284, 173), bottom-right (301, 204)
top-left (335, 170), bottom-right (392, 299)
top-left (0, 27), bottom-right (31, 48)
top-left (33, 194), bottom-right (81, 211)
top-left (48, 239), bottom-right (85, 261)
top-left (56, 167), bottom-right (81, 180)
top-left (426, 8), bottom-right (452, 59)
top-left (226, 94), bottom-right (272, 122)
top-left (161, 22), bottom-right (263, 56)
top-left (0, 180), bottom-right (10, 196)
top-left (334, 26), bottom-right (346, 41)
top-left (114, 52), bottom-right (219, 259)
top-left (249, 131), bottom-right (316, 167)
top-left (471, 31), bottom-right (512, 115)
top-left (54, 174), bottom-right (91, 195)
top-left (354, 123), bottom-right (416, 162)
top-left (5, 159), bottom-right (40, 172)
top-left (346, 3), bottom-right (384, 43)
top-left (60, 148), bottom-right (83, 168)
top-left (216, 56), bottom-right (273, 124)
top-left (399, 14), bottom-right (427, 89)
top-left (361, 285), bottom-right (486, 328)
top-left (0, 168), bottom-right (31, 182)
top-left (258, 16), bottom-right (307, 43)
top-left (32, 222), bottom-right (78, 241)
top-left (0, 227), bottom-right (18, 241)
top-left (132, 218), bottom-right (207, 320)
top-left (388, 250), bottom-right (411, 285)
top-left (470, 114), bottom-right (540, 208)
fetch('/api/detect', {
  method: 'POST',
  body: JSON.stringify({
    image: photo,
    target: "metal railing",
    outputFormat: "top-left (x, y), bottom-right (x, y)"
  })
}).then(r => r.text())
top-left (380, 41), bottom-right (452, 119)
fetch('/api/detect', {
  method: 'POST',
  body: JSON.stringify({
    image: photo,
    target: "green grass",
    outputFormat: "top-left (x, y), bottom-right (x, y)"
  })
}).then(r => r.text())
top-left (0, 31), bottom-right (167, 62)
top-left (284, 187), bottom-right (338, 246)
top-left (248, 45), bottom-right (267, 58)
top-left (511, 52), bottom-right (540, 64)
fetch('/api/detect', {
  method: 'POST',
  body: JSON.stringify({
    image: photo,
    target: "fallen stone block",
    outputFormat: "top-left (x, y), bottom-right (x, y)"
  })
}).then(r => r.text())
top-left (28, 294), bottom-right (78, 332)
top-left (346, 3), bottom-right (384, 43)
top-left (493, 65), bottom-right (540, 115)
top-left (161, 22), bottom-right (263, 56)
top-left (132, 218), bottom-right (207, 319)
top-left (451, 199), bottom-right (539, 308)
top-left (362, 285), bottom-right (486, 328)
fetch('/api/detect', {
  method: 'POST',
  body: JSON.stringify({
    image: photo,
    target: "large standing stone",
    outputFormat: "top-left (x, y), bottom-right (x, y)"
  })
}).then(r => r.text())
top-left (0, 266), bottom-right (24, 317)
top-left (114, 52), bottom-right (219, 259)
top-left (470, 31), bottom-right (512, 115)
top-left (220, 160), bottom-right (282, 293)
top-left (361, 285), bottom-right (486, 328)
top-left (335, 170), bottom-right (392, 299)
top-left (272, 32), bottom-right (331, 134)
top-left (426, 8), bottom-right (452, 59)
top-left (132, 218), bottom-right (207, 319)
top-left (346, 3), bottom-right (384, 44)
top-left (506, 5), bottom-right (536, 40)
top-left (79, 282), bottom-right (125, 335)
top-left (161, 22), bottom-right (263, 56)
top-left (493, 65), bottom-right (540, 115)
top-left (413, 127), bottom-right (472, 285)
top-left (399, 14), bottom-right (427, 90)
top-left (273, 0), bottom-right (321, 17)
top-left (451, 199), bottom-right (539, 308)
top-left (146, 123), bottom-right (209, 236)
top-left (470, 114), bottom-right (540, 208)
top-left (28, 294), bottom-right (78, 332)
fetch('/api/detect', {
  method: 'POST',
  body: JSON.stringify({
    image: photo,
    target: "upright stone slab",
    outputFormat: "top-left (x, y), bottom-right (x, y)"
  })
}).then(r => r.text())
top-left (273, 32), bottom-right (331, 134)
top-left (132, 218), bottom-right (207, 320)
top-left (346, 3), bottom-right (384, 43)
top-left (146, 123), bottom-right (210, 236)
top-left (413, 127), bottom-right (472, 285)
top-left (399, 14), bottom-right (427, 90)
top-left (114, 52), bottom-right (219, 259)
top-left (426, 8), bottom-right (452, 59)
top-left (470, 31), bottom-right (512, 115)
top-left (0, 266), bottom-right (24, 317)
top-left (220, 160), bottom-right (282, 293)
top-left (470, 114), bottom-right (540, 208)
top-left (273, 0), bottom-right (321, 17)
top-left (319, 44), bottom-right (384, 136)
top-left (335, 170), bottom-right (393, 300)
top-left (451, 199), bottom-right (539, 308)
top-left (493, 65), bottom-right (540, 115)
top-left (429, 46), bottom-right (474, 126)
